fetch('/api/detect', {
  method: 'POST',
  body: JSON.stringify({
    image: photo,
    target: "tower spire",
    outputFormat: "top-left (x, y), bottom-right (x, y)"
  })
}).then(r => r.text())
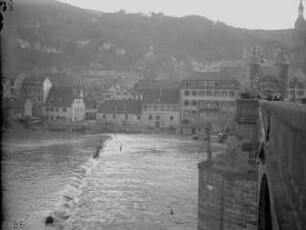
top-left (299, 0), bottom-right (304, 17)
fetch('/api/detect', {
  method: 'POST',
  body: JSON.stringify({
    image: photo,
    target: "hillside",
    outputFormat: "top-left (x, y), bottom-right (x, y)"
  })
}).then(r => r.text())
top-left (1, 0), bottom-right (292, 79)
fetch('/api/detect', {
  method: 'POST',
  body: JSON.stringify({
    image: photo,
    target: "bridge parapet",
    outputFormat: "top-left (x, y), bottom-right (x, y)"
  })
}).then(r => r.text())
top-left (258, 101), bottom-right (306, 230)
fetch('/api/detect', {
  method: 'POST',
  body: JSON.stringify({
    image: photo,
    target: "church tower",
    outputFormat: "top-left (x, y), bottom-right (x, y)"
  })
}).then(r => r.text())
top-left (293, 0), bottom-right (306, 73)
top-left (248, 47), bottom-right (261, 80)
top-left (275, 48), bottom-right (290, 96)
top-left (247, 47), bottom-right (264, 89)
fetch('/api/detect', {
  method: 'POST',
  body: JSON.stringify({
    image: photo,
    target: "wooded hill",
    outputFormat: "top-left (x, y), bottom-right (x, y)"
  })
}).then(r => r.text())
top-left (2, 0), bottom-right (293, 79)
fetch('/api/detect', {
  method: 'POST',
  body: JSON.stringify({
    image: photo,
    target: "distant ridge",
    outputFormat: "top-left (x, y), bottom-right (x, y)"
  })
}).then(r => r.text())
top-left (2, 0), bottom-right (291, 79)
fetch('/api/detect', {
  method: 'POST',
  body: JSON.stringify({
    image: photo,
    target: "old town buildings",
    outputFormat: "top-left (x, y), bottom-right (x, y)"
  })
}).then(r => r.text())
top-left (20, 77), bottom-right (52, 117)
top-left (97, 100), bottom-right (142, 127)
top-left (142, 89), bottom-right (180, 129)
top-left (45, 85), bottom-right (85, 122)
top-left (180, 70), bottom-right (240, 132)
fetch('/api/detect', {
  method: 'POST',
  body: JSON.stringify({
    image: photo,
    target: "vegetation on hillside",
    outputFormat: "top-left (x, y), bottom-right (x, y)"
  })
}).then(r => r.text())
top-left (2, 0), bottom-right (291, 79)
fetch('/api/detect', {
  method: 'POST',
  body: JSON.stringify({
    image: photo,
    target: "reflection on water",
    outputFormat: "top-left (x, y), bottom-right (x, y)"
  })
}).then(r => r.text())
top-left (2, 131), bottom-right (206, 230)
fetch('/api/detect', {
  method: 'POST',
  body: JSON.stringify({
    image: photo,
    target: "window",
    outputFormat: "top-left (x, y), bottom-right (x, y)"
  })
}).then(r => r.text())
top-left (170, 116), bottom-right (174, 121)
top-left (222, 91), bottom-right (227, 96)
top-left (125, 114), bottom-right (128, 119)
top-left (229, 91), bottom-right (235, 97)
top-left (192, 110), bottom-right (196, 115)
top-left (56, 107), bottom-right (59, 112)
top-left (149, 115), bottom-right (153, 120)
top-left (184, 100), bottom-right (189, 106)
top-left (137, 115), bottom-right (141, 120)
top-left (103, 114), bottom-right (106, 119)
top-left (214, 91), bottom-right (219, 96)
top-left (113, 114), bottom-right (116, 119)
top-left (154, 105), bottom-right (158, 110)
top-left (214, 82), bottom-right (219, 87)
top-left (192, 100), bottom-right (197, 106)
top-left (207, 90), bottom-right (212, 96)
top-left (184, 90), bottom-right (190, 96)
top-left (207, 82), bottom-right (212, 87)
top-left (156, 115), bottom-right (160, 120)
top-left (63, 107), bottom-right (67, 112)
top-left (192, 90), bottom-right (197, 96)
top-left (199, 91), bottom-right (205, 96)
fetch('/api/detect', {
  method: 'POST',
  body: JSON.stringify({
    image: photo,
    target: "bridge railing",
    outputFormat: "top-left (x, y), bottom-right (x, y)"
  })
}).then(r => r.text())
top-left (258, 101), bottom-right (306, 229)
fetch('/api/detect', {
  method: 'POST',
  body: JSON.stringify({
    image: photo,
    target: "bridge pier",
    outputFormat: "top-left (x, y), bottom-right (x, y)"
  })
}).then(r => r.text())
top-left (197, 99), bottom-right (259, 230)
top-left (197, 99), bottom-right (306, 230)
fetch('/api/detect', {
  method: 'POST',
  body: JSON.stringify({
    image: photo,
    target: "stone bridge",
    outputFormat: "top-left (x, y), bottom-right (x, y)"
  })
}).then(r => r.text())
top-left (197, 100), bottom-right (306, 230)
top-left (257, 101), bottom-right (306, 230)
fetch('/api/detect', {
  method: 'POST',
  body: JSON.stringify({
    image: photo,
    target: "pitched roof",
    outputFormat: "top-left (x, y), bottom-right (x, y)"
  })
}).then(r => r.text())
top-left (84, 93), bottom-right (97, 107)
top-left (98, 100), bottom-right (142, 114)
top-left (288, 67), bottom-right (306, 81)
top-left (45, 86), bottom-right (75, 107)
top-left (185, 70), bottom-right (236, 82)
top-left (23, 77), bottom-right (48, 86)
top-left (219, 66), bottom-right (247, 82)
top-left (142, 89), bottom-right (180, 104)
top-left (134, 79), bottom-right (181, 91)
top-left (47, 74), bottom-right (75, 86)
top-left (3, 98), bottom-right (26, 110)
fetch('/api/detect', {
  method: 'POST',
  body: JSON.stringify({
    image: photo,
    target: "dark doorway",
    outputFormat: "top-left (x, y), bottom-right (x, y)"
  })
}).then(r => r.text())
top-left (257, 174), bottom-right (272, 230)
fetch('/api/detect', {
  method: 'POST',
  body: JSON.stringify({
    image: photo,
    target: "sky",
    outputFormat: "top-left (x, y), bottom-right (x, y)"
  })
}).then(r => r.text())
top-left (57, 0), bottom-right (304, 30)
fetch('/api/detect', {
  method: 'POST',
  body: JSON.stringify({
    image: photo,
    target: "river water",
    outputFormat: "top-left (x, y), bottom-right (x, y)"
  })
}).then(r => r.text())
top-left (1, 131), bottom-right (221, 230)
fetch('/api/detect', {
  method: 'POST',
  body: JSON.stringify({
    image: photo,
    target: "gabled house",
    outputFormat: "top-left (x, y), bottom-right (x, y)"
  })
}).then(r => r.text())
top-left (97, 100), bottom-right (142, 127)
top-left (102, 84), bottom-right (135, 101)
top-left (44, 85), bottom-right (85, 122)
top-left (142, 89), bottom-right (180, 129)
top-left (2, 73), bottom-right (25, 99)
top-left (3, 98), bottom-right (33, 119)
top-left (21, 76), bottom-right (52, 117)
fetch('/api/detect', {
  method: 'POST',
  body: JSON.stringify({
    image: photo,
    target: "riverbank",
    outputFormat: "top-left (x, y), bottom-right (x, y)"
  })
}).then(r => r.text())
top-left (3, 120), bottom-right (178, 136)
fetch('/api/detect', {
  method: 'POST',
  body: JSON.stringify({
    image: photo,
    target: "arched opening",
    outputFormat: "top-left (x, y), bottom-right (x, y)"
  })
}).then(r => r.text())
top-left (257, 174), bottom-right (272, 230)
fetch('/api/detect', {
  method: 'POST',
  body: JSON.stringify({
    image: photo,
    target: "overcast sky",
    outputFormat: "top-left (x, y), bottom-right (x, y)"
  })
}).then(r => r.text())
top-left (57, 0), bottom-right (303, 30)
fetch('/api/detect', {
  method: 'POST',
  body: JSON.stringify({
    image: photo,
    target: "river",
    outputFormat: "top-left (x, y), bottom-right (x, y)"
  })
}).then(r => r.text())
top-left (1, 131), bottom-right (219, 230)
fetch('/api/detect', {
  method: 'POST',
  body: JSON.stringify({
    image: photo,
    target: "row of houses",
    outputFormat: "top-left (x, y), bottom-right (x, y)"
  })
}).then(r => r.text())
top-left (87, 70), bottom-right (241, 133)
top-left (4, 66), bottom-right (304, 132)
top-left (2, 70), bottom-right (241, 133)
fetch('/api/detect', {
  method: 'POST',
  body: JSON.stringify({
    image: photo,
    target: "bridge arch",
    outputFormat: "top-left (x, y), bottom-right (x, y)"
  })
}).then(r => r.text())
top-left (257, 174), bottom-right (272, 230)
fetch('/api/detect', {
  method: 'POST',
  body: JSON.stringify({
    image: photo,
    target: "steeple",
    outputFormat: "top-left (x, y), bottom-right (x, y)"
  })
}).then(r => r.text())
top-left (295, 0), bottom-right (306, 32)
top-left (299, 0), bottom-right (304, 16)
